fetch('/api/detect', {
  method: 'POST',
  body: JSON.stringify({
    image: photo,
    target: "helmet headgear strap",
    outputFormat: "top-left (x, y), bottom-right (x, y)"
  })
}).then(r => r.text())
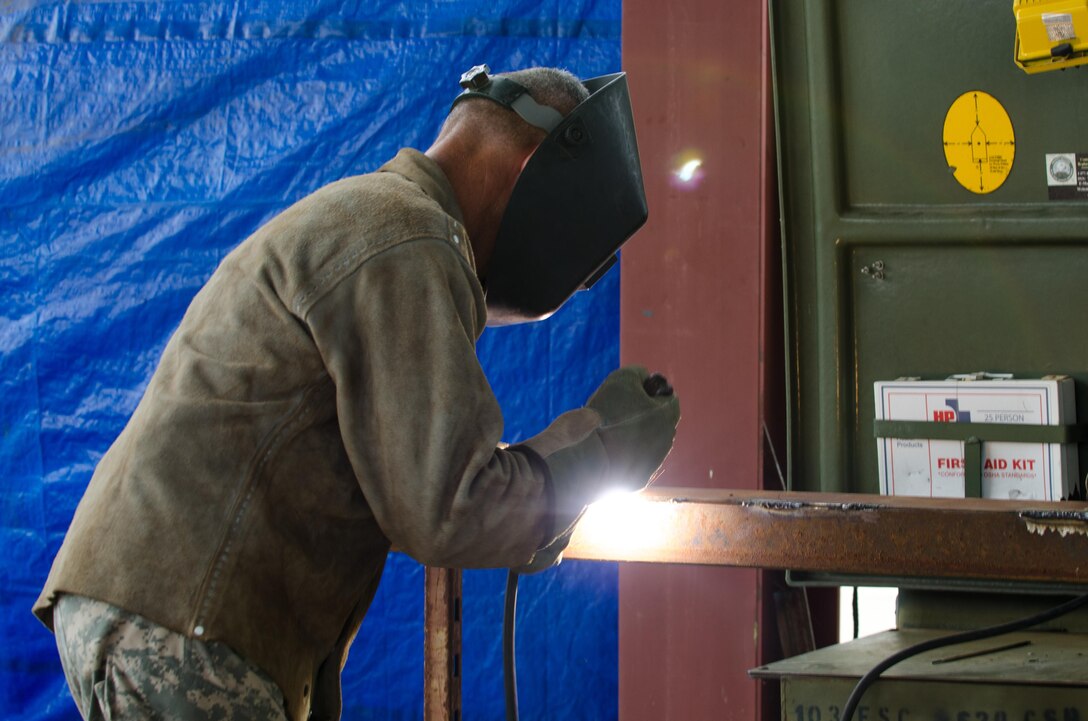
top-left (453, 64), bottom-right (564, 133)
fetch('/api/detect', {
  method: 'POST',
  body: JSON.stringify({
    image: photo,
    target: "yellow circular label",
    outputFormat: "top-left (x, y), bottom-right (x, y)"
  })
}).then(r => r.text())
top-left (942, 91), bottom-right (1015, 194)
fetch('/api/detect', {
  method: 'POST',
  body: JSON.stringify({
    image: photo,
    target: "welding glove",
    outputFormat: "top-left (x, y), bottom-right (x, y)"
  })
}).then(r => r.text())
top-left (513, 365), bottom-right (680, 573)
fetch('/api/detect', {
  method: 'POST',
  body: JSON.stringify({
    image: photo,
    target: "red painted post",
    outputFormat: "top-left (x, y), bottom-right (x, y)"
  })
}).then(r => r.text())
top-left (618, 0), bottom-right (837, 718)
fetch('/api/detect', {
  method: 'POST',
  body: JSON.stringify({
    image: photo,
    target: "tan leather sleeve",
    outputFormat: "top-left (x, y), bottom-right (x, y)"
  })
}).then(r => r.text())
top-left (305, 238), bottom-right (558, 569)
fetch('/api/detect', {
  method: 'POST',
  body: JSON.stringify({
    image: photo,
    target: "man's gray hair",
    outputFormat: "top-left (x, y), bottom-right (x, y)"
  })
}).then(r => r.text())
top-left (443, 66), bottom-right (589, 149)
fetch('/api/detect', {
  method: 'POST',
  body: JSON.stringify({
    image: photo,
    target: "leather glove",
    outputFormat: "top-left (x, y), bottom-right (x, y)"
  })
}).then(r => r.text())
top-left (584, 365), bottom-right (680, 493)
top-left (513, 365), bottom-right (680, 573)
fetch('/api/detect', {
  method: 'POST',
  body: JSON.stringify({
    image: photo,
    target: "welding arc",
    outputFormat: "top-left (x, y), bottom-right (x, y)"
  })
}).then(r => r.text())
top-left (504, 570), bottom-right (520, 721)
top-left (503, 372), bottom-right (671, 720)
top-left (841, 592), bottom-right (1088, 721)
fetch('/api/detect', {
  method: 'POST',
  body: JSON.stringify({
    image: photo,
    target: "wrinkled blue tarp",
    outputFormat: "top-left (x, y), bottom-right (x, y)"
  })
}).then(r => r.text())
top-left (0, 2), bottom-right (622, 719)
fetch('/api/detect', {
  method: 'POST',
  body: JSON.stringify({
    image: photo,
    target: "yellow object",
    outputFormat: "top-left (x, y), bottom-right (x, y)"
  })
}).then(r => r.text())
top-left (1013, 0), bottom-right (1088, 73)
top-left (942, 91), bottom-right (1016, 195)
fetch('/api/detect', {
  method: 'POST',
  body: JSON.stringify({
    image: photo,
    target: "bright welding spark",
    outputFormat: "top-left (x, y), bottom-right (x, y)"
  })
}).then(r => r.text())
top-left (574, 490), bottom-right (675, 557)
top-left (593, 487), bottom-right (635, 506)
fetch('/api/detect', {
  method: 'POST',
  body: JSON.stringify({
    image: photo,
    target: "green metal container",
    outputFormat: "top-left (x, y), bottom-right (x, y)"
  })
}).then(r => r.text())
top-left (769, 0), bottom-right (1088, 500)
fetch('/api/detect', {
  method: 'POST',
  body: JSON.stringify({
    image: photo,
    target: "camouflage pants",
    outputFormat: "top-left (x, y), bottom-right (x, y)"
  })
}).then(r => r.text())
top-left (54, 594), bottom-right (288, 721)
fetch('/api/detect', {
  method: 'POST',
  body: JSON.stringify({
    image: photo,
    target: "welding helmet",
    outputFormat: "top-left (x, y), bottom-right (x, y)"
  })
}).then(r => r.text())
top-left (452, 65), bottom-right (648, 325)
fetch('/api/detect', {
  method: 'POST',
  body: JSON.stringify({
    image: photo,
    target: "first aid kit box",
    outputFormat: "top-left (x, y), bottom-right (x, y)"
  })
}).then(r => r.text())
top-left (874, 375), bottom-right (1077, 501)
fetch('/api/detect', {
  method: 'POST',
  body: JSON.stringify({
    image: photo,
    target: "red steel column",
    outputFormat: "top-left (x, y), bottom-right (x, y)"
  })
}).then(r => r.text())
top-left (619, 0), bottom-right (789, 718)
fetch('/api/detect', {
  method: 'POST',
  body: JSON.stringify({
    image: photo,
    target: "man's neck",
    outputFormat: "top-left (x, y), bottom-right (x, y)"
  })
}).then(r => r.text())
top-left (425, 136), bottom-right (524, 279)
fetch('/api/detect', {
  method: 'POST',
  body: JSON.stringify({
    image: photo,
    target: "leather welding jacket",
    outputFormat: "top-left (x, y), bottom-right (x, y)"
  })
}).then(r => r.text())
top-left (33, 148), bottom-right (604, 721)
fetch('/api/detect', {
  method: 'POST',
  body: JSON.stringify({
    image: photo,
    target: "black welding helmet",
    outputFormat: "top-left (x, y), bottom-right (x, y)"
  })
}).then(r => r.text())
top-left (452, 65), bottom-right (648, 325)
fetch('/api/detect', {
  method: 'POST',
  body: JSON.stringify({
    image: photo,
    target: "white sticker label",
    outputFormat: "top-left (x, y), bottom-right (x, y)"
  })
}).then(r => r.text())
top-left (1047, 152), bottom-right (1088, 201)
top-left (1047, 153), bottom-right (1077, 186)
top-left (1042, 12), bottom-right (1076, 42)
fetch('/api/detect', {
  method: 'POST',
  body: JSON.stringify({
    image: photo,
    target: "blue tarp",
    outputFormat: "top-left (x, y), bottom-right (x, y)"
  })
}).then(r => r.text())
top-left (1, 2), bottom-right (622, 718)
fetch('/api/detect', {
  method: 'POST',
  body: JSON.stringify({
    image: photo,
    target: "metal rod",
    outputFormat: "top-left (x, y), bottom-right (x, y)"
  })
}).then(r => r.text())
top-left (563, 488), bottom-right (1088, 585)
top-left (424, 566), bottom-right (462, 721)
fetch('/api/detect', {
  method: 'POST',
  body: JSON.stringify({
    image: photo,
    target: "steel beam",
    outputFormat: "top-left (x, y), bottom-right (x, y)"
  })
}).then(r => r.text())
top-left (563, 488), bottom-right (1088, 585)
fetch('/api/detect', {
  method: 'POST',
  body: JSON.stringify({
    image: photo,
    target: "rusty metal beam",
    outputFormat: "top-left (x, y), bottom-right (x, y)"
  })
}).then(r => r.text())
top-left (563, 488), bottom-right (1088, 585)
top-left (423, 567), bottom-right (461, 721)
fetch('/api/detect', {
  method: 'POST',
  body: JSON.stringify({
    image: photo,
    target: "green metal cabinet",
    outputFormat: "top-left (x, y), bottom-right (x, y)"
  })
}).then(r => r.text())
top-left (770, 0), bottom-right (1088, 498)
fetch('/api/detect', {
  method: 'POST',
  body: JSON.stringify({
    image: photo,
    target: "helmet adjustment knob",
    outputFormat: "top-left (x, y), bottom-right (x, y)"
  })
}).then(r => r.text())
top-left (459, 64), bottom-right (492, 90)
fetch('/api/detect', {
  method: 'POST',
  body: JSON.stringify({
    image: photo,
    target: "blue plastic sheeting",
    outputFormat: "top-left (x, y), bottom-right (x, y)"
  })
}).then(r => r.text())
top-left (1, 2), bottom-right (623, 719)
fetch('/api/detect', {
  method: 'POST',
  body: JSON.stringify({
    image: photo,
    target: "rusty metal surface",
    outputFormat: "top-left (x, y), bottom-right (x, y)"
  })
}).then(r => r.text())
top-left (423, 567), bottom-right (461, 721)
top-left (565, 488), bottom-right (1088, 585)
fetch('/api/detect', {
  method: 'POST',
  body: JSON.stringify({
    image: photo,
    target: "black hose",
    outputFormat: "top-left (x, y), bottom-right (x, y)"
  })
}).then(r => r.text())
top-left (851, 587), bottom-right (859, 640)
top-left (504, 570), bottom-right (520, 721)
top-left (842, 592), bottom-right (1088, 721)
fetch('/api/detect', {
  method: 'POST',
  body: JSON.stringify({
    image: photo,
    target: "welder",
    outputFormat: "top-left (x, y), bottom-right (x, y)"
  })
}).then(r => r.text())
top-left (34, 64), bottom-right (679, 720)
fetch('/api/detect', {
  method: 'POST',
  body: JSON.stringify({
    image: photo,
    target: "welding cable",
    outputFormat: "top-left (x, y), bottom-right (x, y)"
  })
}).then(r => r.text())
top-left (841, 592), bottom-right (1088, 721)
top-left (852, 587), bottom-right (860, 640)
top-left (504, 570), bottom-right (520, 721)
top-left (500, 372), bottom-right (673, 720)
